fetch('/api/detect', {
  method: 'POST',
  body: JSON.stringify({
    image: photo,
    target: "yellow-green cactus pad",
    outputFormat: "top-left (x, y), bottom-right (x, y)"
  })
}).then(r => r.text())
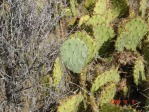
top-left (57, 93), bottom-right (83, 112)
top-left (52, 57), bottom-right (63, 87)
top-left (78, 15), bottom-right (90, 27)
top-left (133, 57), bottom-right (146, 85)
top-left (84, 0), bottom-right (96, 8)
top-left (87, 15), bottom-right (106, 26)
top-left (93, 24), bottom-right (115, 50)
top-left (139, 0), bottom-right (148, 17)
top-left (98, 83), bottom-right (116, 106)
top-left (93, 0), bottom-right (128, 23)
top-left (91, 67), bottom-right (119, 93)
top-left (115, 18), bottom-right (148, 51)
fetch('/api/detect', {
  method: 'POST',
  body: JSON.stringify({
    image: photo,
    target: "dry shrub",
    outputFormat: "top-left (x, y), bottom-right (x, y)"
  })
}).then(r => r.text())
top-left (0, 0), bottom-right (67, 111)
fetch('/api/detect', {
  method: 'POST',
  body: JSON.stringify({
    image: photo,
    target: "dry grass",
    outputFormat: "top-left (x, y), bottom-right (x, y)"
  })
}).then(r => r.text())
top-left (0, 0), bottom-right (68, 111)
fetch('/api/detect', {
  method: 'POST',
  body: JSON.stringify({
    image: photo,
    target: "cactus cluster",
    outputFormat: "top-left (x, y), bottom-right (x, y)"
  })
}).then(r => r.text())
top-left (47, 0), bottom-right (149, 111)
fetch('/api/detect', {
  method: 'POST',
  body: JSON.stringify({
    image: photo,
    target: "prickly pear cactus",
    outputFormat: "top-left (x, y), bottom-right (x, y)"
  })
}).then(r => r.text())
top-left (133, 57), bottom-right (146, 85)
top-left (139, 0), bottom-right (148, 17)
top-left (93, 24), bottom-right (115, 50)
top-left (57, 93), bottom-right (83, 112)
top-left (78, 15), bottom-right (90, 27)
top-left (98, 82), bottom-right (116, 106)
top-left (91, 67), bottom-right (119, 93)
top-left (69, 31), bottom-right (97, 64)
top-left (93, 0), bottom-right (107, 15)
top-left (86, 15), bottom-right (106, 26)
top-left (60, 38), bottom-right (88, 73)
top-left (115, 18), bottom-right (148, 51)
top-left (69, 0), bottom-right (78, 16)
top-left (52, 57), bottom-right (63, 87)
top-left (84, 0), bottom-right (96, 8)
top-left (93, 0), bottom-right (128, 23)
top-left (55, 0), bottom-right (149, 111)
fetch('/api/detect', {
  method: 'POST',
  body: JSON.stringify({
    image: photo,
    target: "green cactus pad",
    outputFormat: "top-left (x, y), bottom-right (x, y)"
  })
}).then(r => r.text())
top-left (91, 67), bottom-right (119, 93)
top-left (93, 0), bottom-right (107, 15)
top-left (87, 15), bottom-right (106, 26)
top-left (52, 57), bottom-right (63, 87)
top-left (84, 0), bottom-right (96, 8)
top-left (123, 86), bottom-right (128, 98)
top-left (69, 31), bottom-right (97, 64)
top-left (93, 24), bottom-right (115, 50)
top-left (60, 38), bottom-right (88, 73)
top-left (98, 83), bottom-right (116, 106)
top-left (93, 0), bottom-right (128, 23)
top-left (70, 0), bottom-right (78, 16)
top-left (139, 0), bottom-right (148, 17)
top-left (57, 93), bottom-right (83, 112)
top-left (109, 0), bottom-right (128, 17)
top-left (78, 15), bottom-right (90, 27)
top-left (115, 18), bottom-right (148, 51)
top-left (133, 57), bottom-right (146, 85)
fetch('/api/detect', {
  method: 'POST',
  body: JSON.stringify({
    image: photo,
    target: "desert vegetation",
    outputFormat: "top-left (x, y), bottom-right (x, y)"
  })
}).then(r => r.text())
top-left (0, 0), bottom-right (149, 112)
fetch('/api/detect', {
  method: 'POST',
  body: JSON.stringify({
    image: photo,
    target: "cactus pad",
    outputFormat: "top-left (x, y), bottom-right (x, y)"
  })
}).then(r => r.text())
top-left (87, 15), bottom-right (106, 26)
top-left (84, 0), bottom-right (96, 8)
top-left (52, 57), bottom-right (63, 87)
top-left (70, 0), bottom-right (78, 16)
top-left (78, 15), bottom-right (90, 26)
top-left (93, 24), bottom-right (115, 50)
top-left (93, 0), bottom-right (107, 15)
top-left (69, 31), bottom-right (97, 64)
top-left (93, 0), bottom-right (128, 23)
top-left (133, 57), bottom-right (146, 85)
top-left (98, 82), bottom-right (116, 106)
top-left (60, 38), bottom-right (88, 73)
top-left (139, 0), bottom-right (148, 17)
top-left (91, 67), bottom-right (119, 93)
top-left (57, 93), bottom-right (83, 112)
top-left (115, 18), bottom-right (148, 51)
